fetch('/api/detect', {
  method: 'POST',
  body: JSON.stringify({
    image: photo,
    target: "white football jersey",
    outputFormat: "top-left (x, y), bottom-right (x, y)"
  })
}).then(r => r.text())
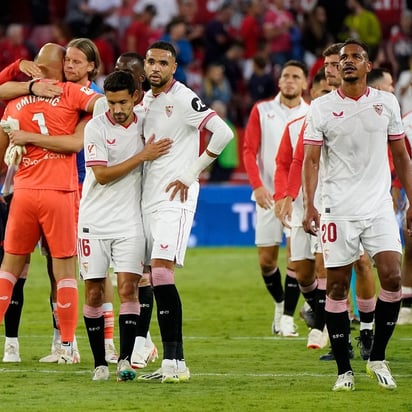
top-left (78, 107), bottom-right (145, 238)
top-left (141, 80), bottom-right (215, 212)
top-left (304, 87), bottom-right (404, 219)
top-left (252, 94), bottom-right (309, 194)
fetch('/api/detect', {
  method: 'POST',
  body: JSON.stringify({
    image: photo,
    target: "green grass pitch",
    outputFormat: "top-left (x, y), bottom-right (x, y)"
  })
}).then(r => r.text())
top-left (1, 247), bottom-right (412, 411)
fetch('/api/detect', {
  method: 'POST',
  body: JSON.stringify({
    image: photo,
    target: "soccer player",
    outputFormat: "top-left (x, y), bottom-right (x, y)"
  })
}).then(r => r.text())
top-left (302, 39), bottom-right (412, 391)
top-left (137, 41), bottom-right (233, 383)
top-left (274, 67), bottom-right (332, 350)
top-left (0, 58), bottom-right (63, 363)
top-left (78, 70), bottom-right (171, 381)
top-left (0, 42), bottom-right (101, 364)
top-left (243, 59), bottom-right (309, 336)
top-left (93, 51), bottom-right (159, 369)
top-left (37, 37), bottom-right (106, 364)
top-left (367, 67), bottom-right (395, 93)
top-left (1, 38), bottom-right (104, 364)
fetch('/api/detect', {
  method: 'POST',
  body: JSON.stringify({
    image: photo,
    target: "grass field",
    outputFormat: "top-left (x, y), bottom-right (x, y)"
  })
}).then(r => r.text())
top-left (1, 247), bottom-right (412, 412)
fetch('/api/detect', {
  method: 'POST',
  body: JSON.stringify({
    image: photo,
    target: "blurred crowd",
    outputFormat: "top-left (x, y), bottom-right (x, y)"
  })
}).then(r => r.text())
top-left (2, 0), bottom-right (412, 180)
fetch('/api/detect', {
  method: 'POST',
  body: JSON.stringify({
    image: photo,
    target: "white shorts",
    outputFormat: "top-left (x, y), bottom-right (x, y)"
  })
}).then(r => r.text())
top-left (143, 208), bottom-right (194, 268)
top-left (255, 203), bottom-right (289, 247)
top-left (78, 236), bottom-right (145, 280)
top-left (320, 210), bottom-right (402, 268)
top-left (290, 226), bottom-right (318, 261)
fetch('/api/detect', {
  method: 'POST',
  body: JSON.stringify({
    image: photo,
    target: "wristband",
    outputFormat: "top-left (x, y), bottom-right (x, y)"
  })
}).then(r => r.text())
top-left (28, 79), bottom-right (37, 95)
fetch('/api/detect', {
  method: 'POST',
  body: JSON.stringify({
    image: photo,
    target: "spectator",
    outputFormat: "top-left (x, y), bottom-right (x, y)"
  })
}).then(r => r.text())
top-left (83, 0), bottom-right (122, 32)
top-left (133, 0), bottom-right (178, 34)
top-left (301, 4), bottom-right (334, 69)
top-left (203, 1), bottom-right (235, 68)
top-left (122, 4), bottom-right (158, 56)
top-left (239, 0), bottom-right (266, 80)
top-left (263, 0), bottom-right (295, 69)
top-left (386, 9), bottom-right (412, 81)
top-left (65, 0), bottom-right (93, 37)
top-left (177, 0), bottom-right (204, 54)
top-left (161, 16), bottom-right (193, 84)
top-left (247, 54), bottom-right (276, 106)
top-left (0, 24), bottom-right (36, 74)
top-left (338, 0), bottom-right (382, 62)
top-left (199, 61), bottom-right (231, 107)
top-left (221, 39), bottom-right (245, 125)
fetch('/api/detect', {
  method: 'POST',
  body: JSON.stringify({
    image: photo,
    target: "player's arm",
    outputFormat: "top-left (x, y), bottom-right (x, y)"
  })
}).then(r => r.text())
top-left (8, 119), bottom-right (87, 153)
top-left (85, 95), bottom-right (106, 114)
top-left (243, 105), bottom-right (273, 209)
top-left (166, 115), bottom-right (233, 202)
top-left (0, 79), bottom-right (63, 100)
top-left (390, 137), bottom-right (412, 235)
top-left (302, 143), bottom-right (321, 236)
top-left (92, 135), bottom-right (172, 185)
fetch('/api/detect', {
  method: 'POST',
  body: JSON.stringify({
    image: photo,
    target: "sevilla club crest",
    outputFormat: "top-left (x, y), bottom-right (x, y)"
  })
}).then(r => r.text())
top-left (165, 105), bottom-right (174, 117)
top-left (373, 104), bottom-right (383, 115)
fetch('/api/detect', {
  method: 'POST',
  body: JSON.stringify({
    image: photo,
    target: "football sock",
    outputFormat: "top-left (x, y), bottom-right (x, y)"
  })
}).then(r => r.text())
top-left (262, 268), bottom-right (284, 303)
top-left (137, 285), bottom-right (153, 337)
top-left (119, 302), bottom-right (139, 361)
top-left (4, 277), bottom-right (26, 337)
top-left (56, 278), bottom-right (78, 342)
top-left (176, 291), bottom-right (184, 361)
top-left (326, 310), bottom-right (352, 375)
top-left (300, 279), bottom-right (318, 311)
top-left (369, 297), bottom-right (401, 361)
top-left (84, 305), bottom-right (106, 368)
top-left (153, 284), bottom-right (180, 359)
top-left (314, 287), bottom-right (326, 331)
top-left (283, 270), bottom-right (300, 316)
top-left (102, 302), bottom-right (114, 341)
top-left (0, 271), bottom-right (17, 322)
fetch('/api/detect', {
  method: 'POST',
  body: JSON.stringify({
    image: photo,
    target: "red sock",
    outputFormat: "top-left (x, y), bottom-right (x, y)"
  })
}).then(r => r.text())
top-left (0, 271), bottom-right (17, 323)
top-left (56, 278), bottom-right (78, 342)
top-left (103, 302), bottom-right (114, 340)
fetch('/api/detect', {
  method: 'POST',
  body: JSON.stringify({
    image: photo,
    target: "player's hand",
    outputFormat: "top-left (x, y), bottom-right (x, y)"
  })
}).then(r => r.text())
top-left (254, 186), bottom-right (273, 209)
top-left (274, 198), bottom-right (284, 219)
top-left (166, 180), bottom-right (189, 203)
top-left (4, 144), bottom-right (27, 167)
top-left (31, 79), bottom-right (63, 97)
top-left (19, 60), bottom-right (42, 78)
top-left (278, 196), bottom-right (293, 229)
top-left (8, 130), bottom-right (32, 145)
top-left (302, 205), bottom-right (320, 236)
top-left (141, 135), bottom-right (172, 160)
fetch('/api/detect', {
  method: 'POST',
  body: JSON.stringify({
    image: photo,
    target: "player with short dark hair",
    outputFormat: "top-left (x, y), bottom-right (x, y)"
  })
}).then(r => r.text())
top-left (302, 39), bottom-right (412, 391)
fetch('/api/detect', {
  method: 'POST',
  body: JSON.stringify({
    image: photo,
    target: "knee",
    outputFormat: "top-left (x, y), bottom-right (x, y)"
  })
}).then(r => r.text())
top-left (382, 268), bottom-right (401, 291)
top-left (85, 282), bottom-right (104, 306)
top-left (118, 279), bottom-right (139, 301)
top-left (328, 281), bottom-right (349, 300)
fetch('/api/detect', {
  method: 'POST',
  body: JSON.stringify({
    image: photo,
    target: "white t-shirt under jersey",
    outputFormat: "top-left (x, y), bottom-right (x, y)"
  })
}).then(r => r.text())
top-left (141, 80), bottom-right (216, 213)
top-left (78, 108), bottom-right (145, 238)
top-left (304, 86), bottom-right (405, 220)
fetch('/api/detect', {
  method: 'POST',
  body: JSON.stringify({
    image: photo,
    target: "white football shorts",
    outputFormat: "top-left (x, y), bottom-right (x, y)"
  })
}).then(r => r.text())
top-left (78, 236), bottom-right (144, 280)
top-left (143, 208), bottom-right (194, 268)
top-left (320, 209), bottom-right (402, 268)
top-left (255, 203), bottom-right (289, 247)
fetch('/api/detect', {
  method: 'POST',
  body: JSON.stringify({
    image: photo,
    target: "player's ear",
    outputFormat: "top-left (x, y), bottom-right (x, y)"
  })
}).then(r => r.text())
top-left (366, 61), bottom-right (372, 73)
